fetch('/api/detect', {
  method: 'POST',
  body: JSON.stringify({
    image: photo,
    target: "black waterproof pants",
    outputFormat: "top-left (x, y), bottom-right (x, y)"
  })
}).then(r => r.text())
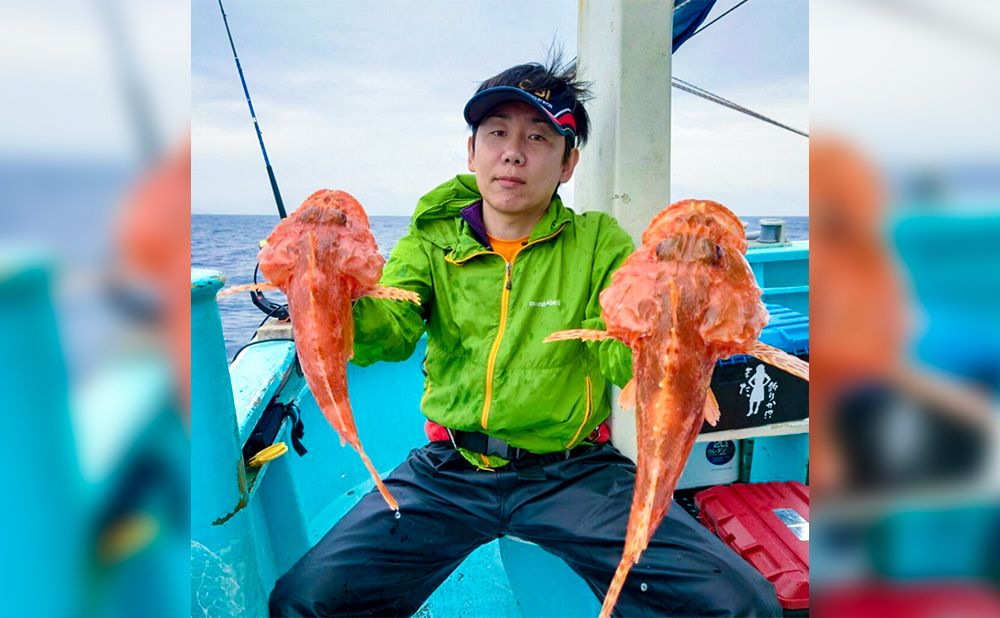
top-left (269, 442), bottom-right (782, 617)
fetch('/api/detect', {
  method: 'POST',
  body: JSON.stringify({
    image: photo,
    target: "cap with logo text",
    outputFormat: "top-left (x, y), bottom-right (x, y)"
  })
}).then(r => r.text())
top-left (464, 84), bottom-right (578, 142)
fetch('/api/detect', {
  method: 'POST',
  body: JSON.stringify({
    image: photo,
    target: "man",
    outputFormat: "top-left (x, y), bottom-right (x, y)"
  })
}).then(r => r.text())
top-left (269, 55), bottom-right (780, 617)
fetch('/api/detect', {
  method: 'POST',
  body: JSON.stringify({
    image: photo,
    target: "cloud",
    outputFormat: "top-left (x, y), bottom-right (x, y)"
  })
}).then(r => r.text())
top-left (193, 58), bottom-right (472, 215)
top-left (811, 0), bottom-right (1000, 166)
top-left (0, 0), bottom-right (189, 161)
top-left (671, 78), bottom-right (808, 217)
top-left (193, 1), bottom-right (808, 216)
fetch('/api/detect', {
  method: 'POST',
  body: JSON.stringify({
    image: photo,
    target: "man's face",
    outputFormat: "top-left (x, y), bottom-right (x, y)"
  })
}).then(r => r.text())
top-left (467, 101), bottom-right (580, 225)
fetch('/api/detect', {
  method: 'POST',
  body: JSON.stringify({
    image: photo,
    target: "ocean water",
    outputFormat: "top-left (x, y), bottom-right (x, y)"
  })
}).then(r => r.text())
top-left (192, 214), bottom-right (808, 358)
top-left (192, 215), bottom-right (413, 359)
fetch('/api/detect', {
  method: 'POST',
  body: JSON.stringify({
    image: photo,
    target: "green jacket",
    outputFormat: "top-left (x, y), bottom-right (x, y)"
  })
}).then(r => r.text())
top-left (352, 174), bottom-right (633, 460)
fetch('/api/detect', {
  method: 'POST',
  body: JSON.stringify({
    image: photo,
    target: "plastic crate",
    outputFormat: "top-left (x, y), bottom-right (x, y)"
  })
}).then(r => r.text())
top-left (695, 482), bottom-right (809, 611)
top-left (703, 304), bottom-right (808, 433)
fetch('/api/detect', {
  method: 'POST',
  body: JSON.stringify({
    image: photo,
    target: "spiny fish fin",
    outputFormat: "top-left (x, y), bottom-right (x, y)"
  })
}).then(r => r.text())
top-left (618, 378), bottom-right (637, 409)
top-left (748, 341), bottom-right (810, 382)
top-left (217, 282), bottom-right (279, 299)
top-left (365, 285), bottom-right (421, 305)
top-left (704, 388), bottom-right (721, 426)
top-left (544, 329), bottom-right (615, 343)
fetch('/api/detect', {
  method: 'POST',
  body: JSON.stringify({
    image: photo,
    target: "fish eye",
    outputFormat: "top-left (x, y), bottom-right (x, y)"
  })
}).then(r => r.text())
top-left (655, 237), bottom-right (679, 261)
top-left (696, 238), bottom-right (714, 261)
top-left (693, 238), bottom-right (723, 265)
top-left (324, 208), bottom-right (348, 225)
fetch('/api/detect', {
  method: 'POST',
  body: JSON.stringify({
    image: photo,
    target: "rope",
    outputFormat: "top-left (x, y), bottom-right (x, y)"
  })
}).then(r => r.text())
top-left (690, 0), bottom-right (754, 40)
top-left (672, 76), bottom-right (809, 138)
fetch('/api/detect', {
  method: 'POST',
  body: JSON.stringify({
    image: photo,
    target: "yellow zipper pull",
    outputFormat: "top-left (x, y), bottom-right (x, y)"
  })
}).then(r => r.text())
top-left (505, 262), bottom-right (512, 290)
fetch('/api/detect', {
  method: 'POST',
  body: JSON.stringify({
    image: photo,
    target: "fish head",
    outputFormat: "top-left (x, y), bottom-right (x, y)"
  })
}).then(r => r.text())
top-left (601, 200), bottom-right (767, 357)
top-left (643, 198), bottom-right (747, 254)
top-left (259, 189), bottom-right (384, 291)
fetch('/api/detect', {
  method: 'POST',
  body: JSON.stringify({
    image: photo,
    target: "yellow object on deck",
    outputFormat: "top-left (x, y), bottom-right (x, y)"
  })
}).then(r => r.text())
top-left (248, 442), bottom-right (288, 467)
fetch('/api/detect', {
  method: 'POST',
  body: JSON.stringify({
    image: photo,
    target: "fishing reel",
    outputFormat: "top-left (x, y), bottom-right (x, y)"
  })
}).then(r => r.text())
top-left (250, 262), bottom-right (289, 321)
top-left (251, 290), bottom-right (289, 321)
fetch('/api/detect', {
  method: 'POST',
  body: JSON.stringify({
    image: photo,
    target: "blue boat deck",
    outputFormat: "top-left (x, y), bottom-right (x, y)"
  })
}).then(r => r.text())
top-left (220, 334), bottom-right (531, 616)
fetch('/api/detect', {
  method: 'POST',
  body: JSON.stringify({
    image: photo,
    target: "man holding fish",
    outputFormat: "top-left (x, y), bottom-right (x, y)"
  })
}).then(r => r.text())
top-left (269, 55), bottom-right (782, 617)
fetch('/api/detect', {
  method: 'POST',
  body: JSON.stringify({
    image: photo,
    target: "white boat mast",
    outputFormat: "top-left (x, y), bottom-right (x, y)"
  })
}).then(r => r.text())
top-left (577, 0), bottom-right (674, 461)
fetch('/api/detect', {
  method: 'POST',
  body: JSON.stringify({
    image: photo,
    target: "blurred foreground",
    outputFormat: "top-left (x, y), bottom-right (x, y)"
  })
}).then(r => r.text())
top-left (0, 1), bottom-right (189, 616)
top-left (811, 1), bottom-right (1000, 615)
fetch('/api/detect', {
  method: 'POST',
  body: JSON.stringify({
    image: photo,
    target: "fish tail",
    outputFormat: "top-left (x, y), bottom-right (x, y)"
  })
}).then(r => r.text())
top-left (217, 282), bottom-right (279, 298)
top-left (600, 554), bottom-right (637, 618)
top-left (355, 446), bottom-right (400, 512)
top-left (544, 329), bottom-right (615, 343)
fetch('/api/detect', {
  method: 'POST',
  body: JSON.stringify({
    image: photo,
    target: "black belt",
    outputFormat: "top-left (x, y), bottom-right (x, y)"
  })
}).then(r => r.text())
top-left (446, 429), bottom-right (573, 462)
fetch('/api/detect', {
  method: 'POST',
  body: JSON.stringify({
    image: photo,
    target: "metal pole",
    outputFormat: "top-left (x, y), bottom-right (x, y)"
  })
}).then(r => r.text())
top-left (577, 0), bottom-right (674, 461)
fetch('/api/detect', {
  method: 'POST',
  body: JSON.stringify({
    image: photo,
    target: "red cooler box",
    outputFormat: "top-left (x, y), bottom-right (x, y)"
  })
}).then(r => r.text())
top-left (694, 482), bottom-right (809, 611)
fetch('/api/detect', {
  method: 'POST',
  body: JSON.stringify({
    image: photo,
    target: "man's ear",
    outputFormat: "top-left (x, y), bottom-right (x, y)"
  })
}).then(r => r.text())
top-left (559, 147), bottom-right (581, 183)
top-left (467, 135), bottom-right (476, 172)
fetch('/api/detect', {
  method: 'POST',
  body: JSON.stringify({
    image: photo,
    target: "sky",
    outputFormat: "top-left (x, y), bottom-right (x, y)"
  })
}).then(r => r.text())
top-left (0, 0), bottom-right (190, 164)
top-left (192, 0), bottom-right (809, 217)
top-left (811, 0), bottom-right (1000, 173)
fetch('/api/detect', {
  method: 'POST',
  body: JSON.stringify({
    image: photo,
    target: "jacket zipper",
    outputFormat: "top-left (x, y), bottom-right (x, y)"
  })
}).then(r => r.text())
top-left (481, 259), bottom-right (512, 429)
top-left (566, 375), bottom-right (593, 448)
top-left (447, 224), bottom-right (568, 432)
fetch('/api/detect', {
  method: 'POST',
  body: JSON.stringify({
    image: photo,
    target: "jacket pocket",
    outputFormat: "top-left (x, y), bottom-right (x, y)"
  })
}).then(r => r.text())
top-left (566, 375), bottom-right (593, 448)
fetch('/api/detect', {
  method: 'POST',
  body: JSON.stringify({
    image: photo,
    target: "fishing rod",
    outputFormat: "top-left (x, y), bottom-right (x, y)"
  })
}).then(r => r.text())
top-left (97, 0), bottom-right (161, 164)
top-left (218, 0), bottom-right (286, 218)
top-left (217, 0), bottom-right (289, 320)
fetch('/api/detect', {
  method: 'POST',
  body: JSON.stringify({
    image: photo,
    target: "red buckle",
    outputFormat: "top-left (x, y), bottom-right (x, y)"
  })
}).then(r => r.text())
top-left (589, 420), bottom-right (611, 443)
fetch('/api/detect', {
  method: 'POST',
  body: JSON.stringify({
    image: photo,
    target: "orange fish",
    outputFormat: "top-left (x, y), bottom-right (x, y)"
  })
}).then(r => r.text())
top-left (221, 189), bottom-right (419, 512)
top-left (118, 136), bottom-right (192, 423)
top-left (546, 199), bottom-right (808, 618)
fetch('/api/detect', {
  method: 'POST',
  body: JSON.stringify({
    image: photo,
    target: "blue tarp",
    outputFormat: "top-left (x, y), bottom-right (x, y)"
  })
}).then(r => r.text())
top-left (673, 0), bottom-right (718, 52)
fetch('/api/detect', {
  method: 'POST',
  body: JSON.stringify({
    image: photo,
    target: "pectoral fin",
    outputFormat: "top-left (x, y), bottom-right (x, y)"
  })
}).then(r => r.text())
top-left (217, 282), bottom-right (279, 299)
top-left (748, 341), bottom-right (810, 381)
top-left (544, 329), bottom-right (616, 343)
top-left (364, 285), bottom-right (421, 305)
top-left (618, 378), bottom-right (636, 409)
top-left (704, 388), bottom-right (721, 426)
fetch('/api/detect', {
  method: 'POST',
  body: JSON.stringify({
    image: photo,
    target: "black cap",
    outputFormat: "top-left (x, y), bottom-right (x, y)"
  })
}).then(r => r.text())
top-left (464, 85), bottom-right (578, 141)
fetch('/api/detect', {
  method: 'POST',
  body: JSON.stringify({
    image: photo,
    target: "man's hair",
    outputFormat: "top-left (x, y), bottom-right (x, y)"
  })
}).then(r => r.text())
top-left (471, 49), bottom-right (593, 163)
